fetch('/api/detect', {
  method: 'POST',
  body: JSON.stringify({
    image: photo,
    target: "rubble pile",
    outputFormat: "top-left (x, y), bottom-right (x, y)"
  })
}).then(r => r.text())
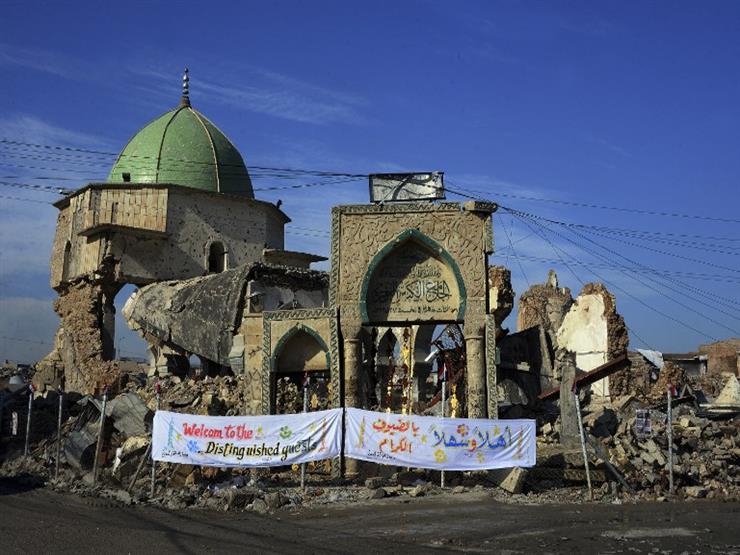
top-left (133, 374), bottom-right (248, 416)
top-left (604, 411), bottom-right (739, 499)
top-left (646, 361), bottom-right (686, 402)
top-left (2, 347), bottom-right (739, 513)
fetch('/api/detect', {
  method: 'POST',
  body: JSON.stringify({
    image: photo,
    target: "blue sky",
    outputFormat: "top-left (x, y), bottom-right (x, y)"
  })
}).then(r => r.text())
top-left (1, 1), bottom-right (739, 362)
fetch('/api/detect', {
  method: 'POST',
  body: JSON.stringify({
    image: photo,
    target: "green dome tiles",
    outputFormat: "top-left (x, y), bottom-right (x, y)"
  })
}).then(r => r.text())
top-left (107, 105), bottom-right (254, 197)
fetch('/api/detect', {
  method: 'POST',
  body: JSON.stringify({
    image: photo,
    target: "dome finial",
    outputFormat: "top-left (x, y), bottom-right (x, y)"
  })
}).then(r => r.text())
top-left (180, 67), bottom-right (191, 107)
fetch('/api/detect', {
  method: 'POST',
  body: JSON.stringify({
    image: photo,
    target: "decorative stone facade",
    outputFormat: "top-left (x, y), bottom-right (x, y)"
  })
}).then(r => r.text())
top-left (329, 201), bottom-right (498, 418)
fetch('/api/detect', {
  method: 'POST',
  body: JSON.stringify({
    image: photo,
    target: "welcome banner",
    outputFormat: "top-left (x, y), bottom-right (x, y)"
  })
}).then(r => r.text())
top-left (152, 408), bottom-right (342, 467)
top-left (345, 408), bottom-right (536, 471)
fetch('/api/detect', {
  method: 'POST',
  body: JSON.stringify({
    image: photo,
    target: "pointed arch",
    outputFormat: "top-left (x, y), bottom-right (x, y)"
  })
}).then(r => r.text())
top-left (359, 228), bottom-right (467, 324)
top-left (270, 324), bottom-right (331, 372)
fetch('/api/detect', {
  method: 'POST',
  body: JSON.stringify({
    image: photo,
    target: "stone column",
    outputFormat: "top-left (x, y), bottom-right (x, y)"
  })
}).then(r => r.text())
top-left (465, 335), bottom-right (487, 418)
top-left (343, 336), bottom-right (362, 477)
top-left (557, 348), bottom-right (579, 448)
top-left (343, 338), bottom-right (362, 408)
top-left (485, 314), bottom-right (498, 419)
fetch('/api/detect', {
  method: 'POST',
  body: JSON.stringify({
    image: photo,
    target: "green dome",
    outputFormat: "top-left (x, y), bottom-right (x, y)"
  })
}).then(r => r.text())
top-left (107, 104), bottom-right (254, 197)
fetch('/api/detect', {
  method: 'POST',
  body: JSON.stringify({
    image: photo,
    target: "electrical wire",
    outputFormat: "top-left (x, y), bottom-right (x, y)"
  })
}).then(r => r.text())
top-left (447, 182), bottom-right (740, 224)
top-left (507, 208), bottom-right (730, 340)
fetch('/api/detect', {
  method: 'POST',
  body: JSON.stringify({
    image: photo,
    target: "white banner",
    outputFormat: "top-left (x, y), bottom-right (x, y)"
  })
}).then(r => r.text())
top-left (345, 408), bottom-right (536, 471)
top-left (152, 409), bottom-right (342, 467)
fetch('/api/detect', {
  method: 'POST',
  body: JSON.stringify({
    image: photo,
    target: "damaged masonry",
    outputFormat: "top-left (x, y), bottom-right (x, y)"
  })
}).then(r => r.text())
top-left (2, 73), bottom-right (738, 512)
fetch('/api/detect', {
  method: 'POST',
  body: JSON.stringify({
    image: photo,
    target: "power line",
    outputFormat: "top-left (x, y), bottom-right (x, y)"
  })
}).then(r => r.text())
top-left (253, 177), bottom-right (364, 192)
top-left (497, 212), bottom-right (530, 289)
top-left (0, 138), bottom-right (368, 178)
top-left (508, 209), bottom-right (732, 340)
top-left (448, 182), bottom-right (737, 339)
top-left (288, 225), bottom-right (331, 236)
top-left (3, 136), bottom-right (739, 226)
top-left (520, 214), bottom-right (720, 341)
top-left (0, 194), bottom-right (53, 205)
top-left (508, 208), bottom-right (740, 276)
top-left (507, 208), bottom-right (740, 313)
top-left (491, 253), bottom-right (740, 284)
top-left (508, 211), bottom-right (655, 349)
top-left (509, 206), bottom-right (740, 315)
top-left (444, 182), bottom-right (736, 342)
top-left (449, 183), bottom-right (740, 224)
top-left (0, 180), bottom-right (72, 194)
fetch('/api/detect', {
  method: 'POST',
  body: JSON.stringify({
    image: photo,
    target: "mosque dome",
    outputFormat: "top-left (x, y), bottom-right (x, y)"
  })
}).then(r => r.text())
top-left (107, 70), bottom-right (254, 197)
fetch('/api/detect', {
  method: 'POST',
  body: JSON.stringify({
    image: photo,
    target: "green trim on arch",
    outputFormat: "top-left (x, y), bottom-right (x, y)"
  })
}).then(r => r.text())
top-left (358, 228), bottom-right (467, 324)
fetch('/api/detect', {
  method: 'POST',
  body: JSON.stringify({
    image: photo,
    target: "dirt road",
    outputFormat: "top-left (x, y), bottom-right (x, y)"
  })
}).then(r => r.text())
top-left (1, 479), bottom-right (738, 554)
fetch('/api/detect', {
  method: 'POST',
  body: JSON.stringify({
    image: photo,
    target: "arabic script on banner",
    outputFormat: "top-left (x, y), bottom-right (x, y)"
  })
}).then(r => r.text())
top-left (152, 409), bottom-right (342, 467)
top-left (344, 408), bottom-right (536, 471)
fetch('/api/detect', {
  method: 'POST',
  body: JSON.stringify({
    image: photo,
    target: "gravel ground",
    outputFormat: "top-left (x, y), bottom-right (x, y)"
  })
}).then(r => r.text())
top-left (1, 477), bottom-right (739, 554)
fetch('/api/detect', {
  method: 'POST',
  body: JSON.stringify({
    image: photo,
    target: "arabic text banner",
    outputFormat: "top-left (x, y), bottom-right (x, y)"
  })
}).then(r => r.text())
top-left (152, 409), bottom-right (342, 467)
top-left (345, 408), bottom-right (536, 471)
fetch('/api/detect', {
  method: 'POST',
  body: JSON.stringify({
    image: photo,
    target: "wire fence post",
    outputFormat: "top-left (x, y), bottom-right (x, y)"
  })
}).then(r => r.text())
top-left (301, 374), bottom-right (310, 490)
top-left (150, 381), bottom-right (160, 498)
top-left (667, 385), bottom-right (674, 495)
top-left (55, 386), bottom-right (63, 480)
top-left (127, 442), bottom-right (152, 494)
top-left (574, 387), bottom-right (592, 501)
top-left (24, 383), bottom-right (34, 458)
top-left (92, 386), bottom-right (108, 485)
top-left (440, 363), bottom-right (446, 489)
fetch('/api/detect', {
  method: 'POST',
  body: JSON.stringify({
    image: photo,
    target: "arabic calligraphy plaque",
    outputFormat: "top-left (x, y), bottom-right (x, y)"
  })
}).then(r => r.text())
top-left (365, 242), bottom-right (461, 323)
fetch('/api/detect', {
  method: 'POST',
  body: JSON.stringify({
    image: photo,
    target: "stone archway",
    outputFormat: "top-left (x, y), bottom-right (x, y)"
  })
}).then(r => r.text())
top-left (271, 325), bottom-right (331, 414)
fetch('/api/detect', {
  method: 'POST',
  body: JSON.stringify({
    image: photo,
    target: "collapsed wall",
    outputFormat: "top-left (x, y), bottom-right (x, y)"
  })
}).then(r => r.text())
top-left (123, 264), bottom-right (253, 370)
top-left (37, 279), bottom-right (121, 395)
top-left (699, 338), bottom-right (740, 375)
top-left (510, 272), bottom-right (629, 397)
top-left (123, 262), bottom-right (329, 378)
top-left (517, 270), bottom-right (573, 342)
top-left (488, 265), bottom-right (514, 339)
top-left (556, 282), bottom-right (629, 396)
top-left (512, 270), bottom-right (573, 389)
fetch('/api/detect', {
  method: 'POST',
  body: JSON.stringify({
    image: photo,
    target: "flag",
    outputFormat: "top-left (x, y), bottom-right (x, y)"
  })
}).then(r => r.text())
top-left (437, 362), bottom-right (448, 383)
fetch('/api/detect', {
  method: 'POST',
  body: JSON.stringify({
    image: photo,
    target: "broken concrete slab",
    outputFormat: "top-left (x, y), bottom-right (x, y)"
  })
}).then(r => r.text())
top-left (109, 392), bottom-right (151, 437)
top-left (124, 264), bottom-right (255, 367)
top-left (488, 467), bottom-right (527, 494)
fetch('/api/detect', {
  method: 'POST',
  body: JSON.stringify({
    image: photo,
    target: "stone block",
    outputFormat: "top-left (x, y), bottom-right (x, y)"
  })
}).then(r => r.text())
top-left (488, 467), bottom-right (527, 494)
top-left (365, 477), bottom-right (385, 489)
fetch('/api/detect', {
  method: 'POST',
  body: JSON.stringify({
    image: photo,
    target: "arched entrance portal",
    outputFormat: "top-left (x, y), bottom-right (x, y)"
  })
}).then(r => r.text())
top-left (332, 201), bottom-right (498, 424)
top-left (358, 229), bottom-right (470, 415)
top-left (271, 326), bottom-right (331, 414)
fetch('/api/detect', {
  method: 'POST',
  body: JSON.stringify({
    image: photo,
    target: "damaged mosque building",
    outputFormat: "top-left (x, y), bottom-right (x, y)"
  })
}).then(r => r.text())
top-left (36, 72), bottom-right (637, 426)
